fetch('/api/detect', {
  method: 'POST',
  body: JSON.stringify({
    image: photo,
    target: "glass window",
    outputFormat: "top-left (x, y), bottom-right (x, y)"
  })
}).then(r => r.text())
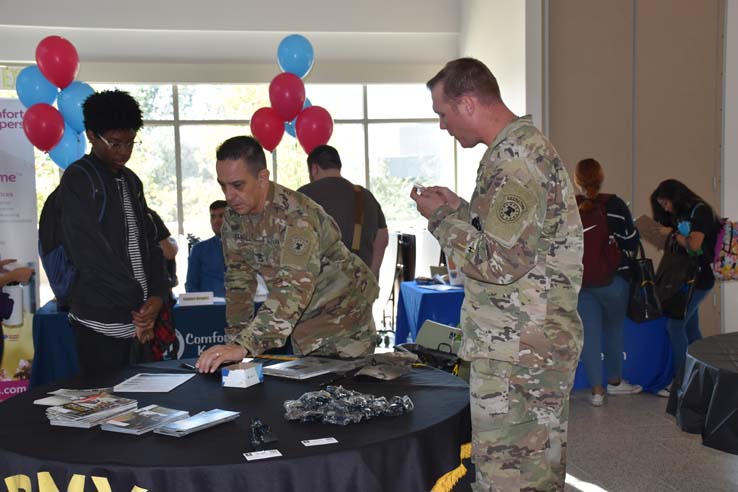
top-left (178, 85), bottom-right (269, 121)
top-left (304, 85), bottom-right (364, 120)
top-left (92, 84), bottom-right (174, 120)
top-left (367, 84), bottom-right (436, 119)
top-left (126, 125), bottom-right (177, 223)
top-left (274, 123), bottom-right (366, 191)
top-left (328, 124), bottom-right (366, 187)
top-left (456, 144), bottom-right (486, 202)
top-left (178, 124), bottom-right (256, 242)
top-left (368, 123), bottom-right (454, 226)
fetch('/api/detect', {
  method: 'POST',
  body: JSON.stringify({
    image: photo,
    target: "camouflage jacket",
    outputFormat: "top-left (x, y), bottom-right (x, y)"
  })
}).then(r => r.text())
top-left (429, 116), bottom-right (584, 371)
top-left (222, 182), bottom-right (379, 357)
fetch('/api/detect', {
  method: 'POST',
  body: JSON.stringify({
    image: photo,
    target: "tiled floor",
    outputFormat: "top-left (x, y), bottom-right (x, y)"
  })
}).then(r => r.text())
top-left (565, 389), bottom-right (738, 492)
top-left (374, 326), bottom-right (738, 491)
top-left (452, 389), bottom-right (738, 491)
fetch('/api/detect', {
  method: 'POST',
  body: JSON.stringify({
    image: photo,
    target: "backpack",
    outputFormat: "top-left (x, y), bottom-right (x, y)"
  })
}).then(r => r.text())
top-left (38, 158), bottom-right (106, 307)
top-left (713, 219), bottom-right (738, 280)
top-left (576, 194), bottom-right (621, 288)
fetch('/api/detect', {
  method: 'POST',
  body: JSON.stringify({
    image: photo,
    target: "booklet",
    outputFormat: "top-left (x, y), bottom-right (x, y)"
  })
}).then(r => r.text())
top-left (153, 409), bottom-right (240, 437)
top-left (261, 356), bottom-right (365, 380)
top-left (113, 373), bottom-right (195, 393)
top-left (46, 392), bottom-right (137, 428)
top-left (101, 404), bottom-right (190, 435)
top-left (34, 387), bottom-right (115, 406)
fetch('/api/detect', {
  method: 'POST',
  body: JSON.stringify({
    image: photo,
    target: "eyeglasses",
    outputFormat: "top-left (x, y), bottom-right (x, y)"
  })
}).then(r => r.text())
top-left (97, 134), bottom-right (140, 151)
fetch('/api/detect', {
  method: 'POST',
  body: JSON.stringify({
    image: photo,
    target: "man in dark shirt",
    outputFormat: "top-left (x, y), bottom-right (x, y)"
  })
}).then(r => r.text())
top-left (297, 145), bottom-right (388, 278)
top-left (185, 200), bottom-right (227, 297)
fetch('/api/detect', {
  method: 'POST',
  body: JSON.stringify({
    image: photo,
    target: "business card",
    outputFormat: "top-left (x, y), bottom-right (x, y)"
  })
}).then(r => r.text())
top-left (243, 449), bottom-right (282, 461)
top-left (301, 437), bottom-right (338, 447)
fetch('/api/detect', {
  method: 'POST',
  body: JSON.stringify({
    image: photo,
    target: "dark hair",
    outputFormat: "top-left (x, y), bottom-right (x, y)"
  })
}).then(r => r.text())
top-left (426, 57), bottom-right (501, 104)
top-left (209, 200), bottom-right (227, 211)
top-left (650, 179), bottom-right (716, 226)
top-left (216, 136), bottom-right (267, 176)
top-left (83, 90), bottom-right (143, 135)
top-left (307, 144), bottom-right (342, 171)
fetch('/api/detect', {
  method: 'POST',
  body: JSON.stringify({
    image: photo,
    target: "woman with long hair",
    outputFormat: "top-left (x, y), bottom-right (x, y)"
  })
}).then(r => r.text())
top-left (650, 179), bottom-right (721, 397)
top-left (575, 158), bottom-right (642, 406)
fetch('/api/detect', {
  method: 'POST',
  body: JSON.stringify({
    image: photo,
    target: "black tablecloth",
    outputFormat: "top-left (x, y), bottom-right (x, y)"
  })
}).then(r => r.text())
top-left (667, 333), bottom-right (738, 454)
top-left (0, 359), bottom-right (471, 492)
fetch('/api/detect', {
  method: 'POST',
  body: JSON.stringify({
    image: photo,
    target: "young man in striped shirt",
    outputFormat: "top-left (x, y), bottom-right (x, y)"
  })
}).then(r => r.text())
top-left (58, 90), bottom-right (168, 375)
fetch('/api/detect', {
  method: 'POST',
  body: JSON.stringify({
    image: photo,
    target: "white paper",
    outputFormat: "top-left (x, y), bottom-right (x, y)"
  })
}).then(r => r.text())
top-left (113, 373), bottom-right (195, 393)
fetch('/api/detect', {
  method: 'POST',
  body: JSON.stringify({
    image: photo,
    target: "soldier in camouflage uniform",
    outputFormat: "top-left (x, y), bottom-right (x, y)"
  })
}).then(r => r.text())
top-left (411, 58), bottom-right (583, 491)
top-left (196, 136), bottom-right (379, 373)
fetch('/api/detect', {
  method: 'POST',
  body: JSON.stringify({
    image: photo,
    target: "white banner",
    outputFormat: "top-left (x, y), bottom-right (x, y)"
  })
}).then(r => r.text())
top-left (0, 98), bottom-right (37, 400)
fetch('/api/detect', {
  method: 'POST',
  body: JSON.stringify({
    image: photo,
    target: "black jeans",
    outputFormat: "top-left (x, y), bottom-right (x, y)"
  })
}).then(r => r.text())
top-left (71, 318), bottom-right (133, 376)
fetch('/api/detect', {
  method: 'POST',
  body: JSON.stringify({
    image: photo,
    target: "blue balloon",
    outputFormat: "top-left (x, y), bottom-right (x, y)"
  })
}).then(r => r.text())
top-left (58, 81), bottom-right (95, 133)
top-left (277, 34), bottom-right (315, 78)
top-left (49, 125), bottom-right (85, 169)
top-left (77, 131), bottom-right (88, 156)
top-left (284, 98), bottom-right (312, 138)
top-left (15, 65), bottom-right (58, 108)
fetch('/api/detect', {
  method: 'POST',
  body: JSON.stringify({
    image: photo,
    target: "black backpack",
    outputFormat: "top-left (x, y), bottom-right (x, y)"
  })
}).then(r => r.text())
top-left (38, 158), bottom-right (106, 307)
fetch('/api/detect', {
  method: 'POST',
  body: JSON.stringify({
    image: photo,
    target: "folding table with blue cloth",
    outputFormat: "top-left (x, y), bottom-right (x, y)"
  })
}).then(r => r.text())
top-left (395, 280), bottom-right (673, 392)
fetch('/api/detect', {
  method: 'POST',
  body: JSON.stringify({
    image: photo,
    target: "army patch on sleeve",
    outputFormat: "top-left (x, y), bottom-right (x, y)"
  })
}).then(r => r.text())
top-left (485, 177), bottom-right (537, 248)
top-left (281, 226), bottom-right (315, 268)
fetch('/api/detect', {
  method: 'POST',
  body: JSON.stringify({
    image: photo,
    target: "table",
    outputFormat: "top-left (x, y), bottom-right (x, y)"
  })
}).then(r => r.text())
top-left (30, 301), bottom-right (229, 387)
top-left (396, 280), bottom-right (673, 392)
top-left (667, 333), bottom-right (738, 454)
top-left (396, 281), bottom-right (464, 345)
top-left (0, 359), bottom-right (471, 492)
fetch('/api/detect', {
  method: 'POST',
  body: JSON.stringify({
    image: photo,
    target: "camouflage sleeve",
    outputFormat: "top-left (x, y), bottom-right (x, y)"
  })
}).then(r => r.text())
top-left (429, 157), bottom-right (545, 285)
top-left (237, 223), bottom-right (321, 355)
top-left (456, 197), bottom-right (471, 219)
top-left (221, 216), bottom-right (257, 347)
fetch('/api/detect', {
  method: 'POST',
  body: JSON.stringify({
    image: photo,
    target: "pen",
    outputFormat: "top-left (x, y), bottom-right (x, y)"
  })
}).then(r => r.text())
top-left (180, 362), bottom-right (196, 370)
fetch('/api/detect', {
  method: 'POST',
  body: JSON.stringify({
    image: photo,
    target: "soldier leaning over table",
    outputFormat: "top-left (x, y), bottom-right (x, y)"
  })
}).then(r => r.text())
top-left (196, 136), bottom-right (378, 373)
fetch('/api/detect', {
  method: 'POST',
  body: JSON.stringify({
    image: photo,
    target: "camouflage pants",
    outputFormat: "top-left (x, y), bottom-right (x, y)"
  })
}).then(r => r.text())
top-left (469, 359), bottom-right (575, 492)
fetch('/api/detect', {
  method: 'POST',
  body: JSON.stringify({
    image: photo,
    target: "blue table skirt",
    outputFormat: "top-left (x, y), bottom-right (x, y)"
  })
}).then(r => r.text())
top-left (396, 281), bottom-right (672, 392)
top-left (30, 301), bottom-right (230, 388)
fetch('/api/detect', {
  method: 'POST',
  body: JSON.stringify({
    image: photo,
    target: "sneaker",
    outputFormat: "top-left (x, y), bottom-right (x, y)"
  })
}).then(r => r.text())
top-left (590, 393), bottom-right (605, 407)
top-left (606, 380), bottom-right (643, 395)
top-left (656, 387), bottom-right (671, 398)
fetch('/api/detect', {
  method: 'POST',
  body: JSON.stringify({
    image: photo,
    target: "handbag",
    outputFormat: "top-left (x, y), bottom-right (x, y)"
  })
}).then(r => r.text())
top-left (655, 234), bottom-right (698, 320)
top-left (626, 240), bottom-right (663, 323)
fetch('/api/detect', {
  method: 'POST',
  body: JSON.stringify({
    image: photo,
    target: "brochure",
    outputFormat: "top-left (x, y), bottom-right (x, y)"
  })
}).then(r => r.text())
top-left (262, 356), bottom-right (365, 380)
top-left (153, 409), bottom-right (240, 437)
top-left (101, 404), bottom-right (190, 435)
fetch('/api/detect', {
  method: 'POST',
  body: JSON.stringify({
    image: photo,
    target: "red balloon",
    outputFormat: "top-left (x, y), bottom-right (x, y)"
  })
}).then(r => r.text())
top-left (295, 106), bottom-right (333, 154)
top-left (23, 103), bottom-right (65, 151)
top-left (269, 73), bottom-right (306, 122)
top-left (35, 36), bottom-right (79, 89)
top-left (250, 107), bottom-right (285, 152)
